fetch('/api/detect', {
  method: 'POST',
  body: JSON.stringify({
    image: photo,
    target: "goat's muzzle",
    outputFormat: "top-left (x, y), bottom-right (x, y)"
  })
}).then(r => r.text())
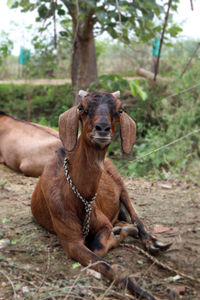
top-left (93, 135), bottom-right (111, 143)
top-left (91, 121), bottom-right (112, 148)
top-left (91, 135), bottom-right (112, 148)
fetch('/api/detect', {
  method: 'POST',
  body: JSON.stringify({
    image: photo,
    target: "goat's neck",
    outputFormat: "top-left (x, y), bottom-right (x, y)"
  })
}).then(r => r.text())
top-left (67, 136), bottom-right (106, 199)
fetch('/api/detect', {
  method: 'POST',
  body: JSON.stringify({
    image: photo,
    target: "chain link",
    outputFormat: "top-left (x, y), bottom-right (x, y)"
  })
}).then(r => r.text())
top-left (63, 157), bottom-right (97, 239)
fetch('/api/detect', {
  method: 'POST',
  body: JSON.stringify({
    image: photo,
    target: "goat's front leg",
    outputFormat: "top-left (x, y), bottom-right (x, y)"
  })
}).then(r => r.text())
top-left (89, 225), bottom-right (120, 256)
top-left (88, 211), bottom-right (120, 256)
top-left (66, 242), bottom-right (157, 300)
top-left (120, 190), bottom-right (172, 254)
top-left (52, 213), bottom-right (156, 300)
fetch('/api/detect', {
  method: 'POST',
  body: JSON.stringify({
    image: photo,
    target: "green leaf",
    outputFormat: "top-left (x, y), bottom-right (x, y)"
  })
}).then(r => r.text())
top-left (129, 80), bottom-right (147, 101)
top-left (57, 8), bottom-right (65, 16)
top-left (72, 262), bottom-right (81, 269)
top-left (7, 0), bottom-right (14, 8)
top-left (2, 218), bottom-right (11, 224)
top-left (38, 4), bottom-right (50, 19)
top-left (95, 10), bottom-right (106, 22)
top-left (60, 31), bottom-right (68, 37)
top-left (15, 284), bottom-right (22, 291)
top-left (11, 238), bottom-right (19, 245)
top-left (167, 24), bottom-right (182, 37)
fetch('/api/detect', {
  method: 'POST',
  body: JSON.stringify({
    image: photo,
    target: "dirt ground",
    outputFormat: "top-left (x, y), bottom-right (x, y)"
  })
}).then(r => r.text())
top-left (0, 163), bottom-right (200, 300)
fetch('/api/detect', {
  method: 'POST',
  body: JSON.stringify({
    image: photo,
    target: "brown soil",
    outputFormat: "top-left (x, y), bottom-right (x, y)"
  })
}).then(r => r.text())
top-left (0, 164), bottom-right (200, 300)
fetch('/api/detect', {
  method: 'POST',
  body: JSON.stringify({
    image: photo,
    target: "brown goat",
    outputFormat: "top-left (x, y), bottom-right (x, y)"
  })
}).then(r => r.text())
top-left (0, 111), bottom-right (62, 177)
top-left (31, 91), bottom-right (172, 299)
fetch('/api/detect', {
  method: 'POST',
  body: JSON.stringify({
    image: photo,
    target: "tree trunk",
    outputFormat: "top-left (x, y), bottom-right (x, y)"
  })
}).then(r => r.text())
top-left (71, 22), bottom-right (98, 105)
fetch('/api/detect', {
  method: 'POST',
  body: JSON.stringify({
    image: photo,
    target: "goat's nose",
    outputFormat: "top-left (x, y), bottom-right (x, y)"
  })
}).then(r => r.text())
top-left (95, 123), bottom-right (111, 135)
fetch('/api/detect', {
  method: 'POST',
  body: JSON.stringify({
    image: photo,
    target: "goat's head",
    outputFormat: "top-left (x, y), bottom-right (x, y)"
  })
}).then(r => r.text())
top-left (59, 91), bottom-right (136, 154)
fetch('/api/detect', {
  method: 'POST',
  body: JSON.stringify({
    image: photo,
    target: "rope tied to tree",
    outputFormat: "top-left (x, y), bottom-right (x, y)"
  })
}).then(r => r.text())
top-left (115, 127), bottom-right (200, 174)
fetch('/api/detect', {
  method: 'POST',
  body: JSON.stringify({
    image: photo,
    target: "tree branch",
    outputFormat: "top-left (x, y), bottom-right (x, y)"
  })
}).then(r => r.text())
top-left (154, 0), bottom-right (173, 82)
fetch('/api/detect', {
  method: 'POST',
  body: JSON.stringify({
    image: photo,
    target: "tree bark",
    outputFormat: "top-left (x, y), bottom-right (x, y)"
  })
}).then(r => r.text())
top-left (70, 13), bottom-right (98, 105)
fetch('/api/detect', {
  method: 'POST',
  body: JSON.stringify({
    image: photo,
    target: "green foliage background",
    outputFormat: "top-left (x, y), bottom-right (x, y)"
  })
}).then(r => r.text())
top-left (0, 84), bottom-right (73, 127)
top-left (1, 39), bottom-right (200, 183)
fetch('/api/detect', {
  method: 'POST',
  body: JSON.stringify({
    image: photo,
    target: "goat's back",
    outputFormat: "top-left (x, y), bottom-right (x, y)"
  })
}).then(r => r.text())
top-left (0, 113), bottom-right (62, 176)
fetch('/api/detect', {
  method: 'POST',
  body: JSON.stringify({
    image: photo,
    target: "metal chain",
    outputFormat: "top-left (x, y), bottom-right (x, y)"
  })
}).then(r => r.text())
top-left (63, 157), bottom-right (97, 239)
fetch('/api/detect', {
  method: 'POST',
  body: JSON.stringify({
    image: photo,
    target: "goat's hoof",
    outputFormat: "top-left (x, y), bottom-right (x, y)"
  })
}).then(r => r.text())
top-left (154, 240), bottom-right (173, 251)
top-left (112, 226), bottom-right (121, 235)
top-left (144, 238), bottom-right (172, 255)
top-left (148, 244), bottom-right (160, 255)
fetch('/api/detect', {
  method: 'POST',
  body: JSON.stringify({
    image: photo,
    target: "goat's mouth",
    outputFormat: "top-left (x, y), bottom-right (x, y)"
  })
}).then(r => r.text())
top-left (91, 135), bottom-right (112, 147)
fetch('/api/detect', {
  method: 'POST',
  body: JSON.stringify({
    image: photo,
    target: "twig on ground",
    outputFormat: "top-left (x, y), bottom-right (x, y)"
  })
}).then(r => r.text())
top-left (1, 248), bottom-right (28, 254)
top-left (1, 258), bottom-right (43, 280)
top-left (42, 292), bottom-right (83, 300)
top-left (135, 259), bottom-right (156, 286)
top-left (87, 286), bottom-right (136, 300)
top-left (100, 278), bottom-right (115, 300)
top-left (32, 247), bottom-right (51, 297)
top-left (0, 270), bottom-right (17, 300)
top-left (121, 243), bottom-right (200, 284)
top-left (12, 276), bottom-right (38, 288)
top-left (65, 260), bottom-right (109, 300)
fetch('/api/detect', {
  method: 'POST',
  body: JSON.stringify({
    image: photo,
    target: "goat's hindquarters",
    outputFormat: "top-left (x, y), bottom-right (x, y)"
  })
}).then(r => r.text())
top-left (31, 178), bottom-right (54, 232)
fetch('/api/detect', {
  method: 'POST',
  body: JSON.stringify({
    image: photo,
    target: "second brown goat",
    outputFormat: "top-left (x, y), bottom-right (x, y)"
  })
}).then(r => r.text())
top-left (31, 91), bottom-right (172, 299)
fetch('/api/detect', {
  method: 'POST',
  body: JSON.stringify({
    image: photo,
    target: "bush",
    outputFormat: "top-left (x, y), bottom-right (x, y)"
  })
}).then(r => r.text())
top-left (89, 65), bottom-right (200, 183)
top-left (0, 83), bottom-right (73, 127)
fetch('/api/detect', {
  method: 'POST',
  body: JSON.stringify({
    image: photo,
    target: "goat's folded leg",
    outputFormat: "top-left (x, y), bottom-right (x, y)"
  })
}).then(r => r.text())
top-left (88, 224), bottom-right (120, 256)
top-left (119, 208), bottom-right (172, 254)
top-left (112, 222), bottom-right (172, 254)
top-left (104, 160), bottom-right (172, 254)
top-left (112, 223), bottom-right (139, 239)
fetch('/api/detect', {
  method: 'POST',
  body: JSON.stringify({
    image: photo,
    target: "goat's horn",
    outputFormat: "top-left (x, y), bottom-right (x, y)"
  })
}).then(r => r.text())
top-left (112, 91), bottom-right (120, 98)
top-left (78, 90), bottom-right (88, 98)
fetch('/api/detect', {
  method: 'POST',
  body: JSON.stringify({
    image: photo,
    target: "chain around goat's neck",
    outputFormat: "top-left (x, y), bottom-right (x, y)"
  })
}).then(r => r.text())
top-left (63, 157), bottom-right (97, 239)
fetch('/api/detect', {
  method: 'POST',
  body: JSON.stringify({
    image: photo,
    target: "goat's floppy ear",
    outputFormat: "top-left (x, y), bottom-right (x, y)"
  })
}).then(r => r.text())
top-left (119, 112), bottom-right (136, 154)
top-left (59, 106), bottom-right (79, 152)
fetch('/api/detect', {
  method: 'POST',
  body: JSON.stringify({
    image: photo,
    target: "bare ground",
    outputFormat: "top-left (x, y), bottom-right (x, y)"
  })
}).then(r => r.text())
top-left (0, 164), bottom-right (200, 300)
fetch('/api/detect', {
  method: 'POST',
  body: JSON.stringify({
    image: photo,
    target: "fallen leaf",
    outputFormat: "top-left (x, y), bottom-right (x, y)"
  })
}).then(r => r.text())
top-left (153, 225), bottom-right (170, 234)
top-left (86, 269), bottom-right (101, 279)
top-left (157, 181), bottom-right (173, 189)
top-left (167, 227), bottom-right (179, 236)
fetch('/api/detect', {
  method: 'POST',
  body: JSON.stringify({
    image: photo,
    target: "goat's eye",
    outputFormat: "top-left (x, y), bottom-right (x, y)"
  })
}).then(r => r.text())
top-left (118, 108), bottom-right (123, 114)
top-left (78, 105), bottom-right (84, 112)
top-left (78, 105), bottom-right (88, 114)
top-left (78, 105), bottom-right (83, 111)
